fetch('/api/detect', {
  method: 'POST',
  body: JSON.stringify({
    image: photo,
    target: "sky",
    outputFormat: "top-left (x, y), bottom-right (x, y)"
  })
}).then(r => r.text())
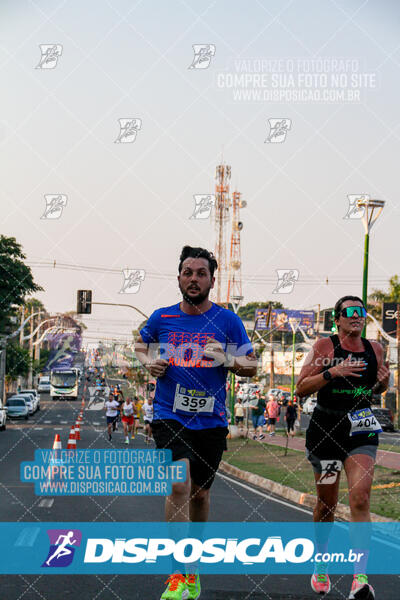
top-left (1, 0), bottom-right (399, 344)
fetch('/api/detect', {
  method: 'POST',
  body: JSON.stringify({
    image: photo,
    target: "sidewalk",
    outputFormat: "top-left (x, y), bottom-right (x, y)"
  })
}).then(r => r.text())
top-left (245, 430), bottom-right (400, 470)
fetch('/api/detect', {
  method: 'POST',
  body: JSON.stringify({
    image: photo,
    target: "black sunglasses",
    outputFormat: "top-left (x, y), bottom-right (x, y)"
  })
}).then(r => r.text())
top-left (340, 306), bottom-right (367, 318)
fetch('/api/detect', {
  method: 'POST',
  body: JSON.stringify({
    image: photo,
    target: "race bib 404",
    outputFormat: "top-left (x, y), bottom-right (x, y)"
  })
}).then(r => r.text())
top-left (348, 408), bottom-right (382, 436)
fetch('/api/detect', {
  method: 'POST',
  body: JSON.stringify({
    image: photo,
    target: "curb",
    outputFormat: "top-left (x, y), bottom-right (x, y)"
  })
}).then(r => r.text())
top-left (219, 461), bottom-right (393, 523)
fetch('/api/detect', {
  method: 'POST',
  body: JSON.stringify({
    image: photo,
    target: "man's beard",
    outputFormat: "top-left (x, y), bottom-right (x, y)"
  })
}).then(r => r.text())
top-left (179, 283), bottom-right (211, 306)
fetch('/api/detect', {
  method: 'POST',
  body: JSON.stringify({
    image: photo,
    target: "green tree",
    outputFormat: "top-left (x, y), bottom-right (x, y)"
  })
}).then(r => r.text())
top-left (368, 275), bottom-right (400, 319)
top-left (5, 343), bottom-right (31, 381)
top-left (0, 236), bottom-right (43, 334)
top-left (21, 298), bottom-right (47, 338)
top-left (237, 301), bottom-right (284, 322)
top-left (32, 348), bottom-right (50, 376)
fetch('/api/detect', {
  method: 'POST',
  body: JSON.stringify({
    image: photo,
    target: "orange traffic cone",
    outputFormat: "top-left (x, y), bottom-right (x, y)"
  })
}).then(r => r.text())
top-left (74, 422), bottom-right (81, 440)
top-left (49, 434), bottom-right (62, 480)
top-left (67, 427), bottom-right (76, 449)
top-left (52, 433), bottom-right (62, 450)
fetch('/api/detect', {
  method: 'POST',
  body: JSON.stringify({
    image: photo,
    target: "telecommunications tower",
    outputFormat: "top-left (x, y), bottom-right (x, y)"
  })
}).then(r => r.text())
top-left (214, 163), bottom-right (231, 303)
top-left (227, 190), bottom-right (246, 312)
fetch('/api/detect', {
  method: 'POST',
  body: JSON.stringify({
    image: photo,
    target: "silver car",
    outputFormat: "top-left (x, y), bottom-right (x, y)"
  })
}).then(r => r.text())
top-left (17, 393), bottom-right (37, 415)
top-left (20, 389), bottom-right (41, 411)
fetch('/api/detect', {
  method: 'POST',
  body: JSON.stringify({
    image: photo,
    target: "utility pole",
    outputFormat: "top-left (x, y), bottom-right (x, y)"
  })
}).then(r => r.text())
top-left (0, 339), bottom-right (6, 405)
top-left (269, 330), bottom-right (274, 389)
top-left (229, 297), bottom-right (243, 435)
top-left (356, 197), bottom-right (385, 336)
top-left (396, 303), bottom-right (400, 427)
top-left (27, 306), bottom-right (34, 387)
top-left (289, 318), bottom-right (300, 402)
top-left (34, 311), bottom-right (42, 365)
top-left (17, 305), bottom-right (25, 392)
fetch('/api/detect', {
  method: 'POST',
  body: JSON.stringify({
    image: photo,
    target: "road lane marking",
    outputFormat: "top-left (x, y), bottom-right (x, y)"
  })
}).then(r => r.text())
top-left (61, 421), bottom-right (67, 424)
top-left (44, 421), bottom-right (51, 424)
top-left (54, 428), bottom-right (63, 431)
top-left (216, 472), bottom-right (312, 516)
top-left (34, 428), bottom-right (43, 431)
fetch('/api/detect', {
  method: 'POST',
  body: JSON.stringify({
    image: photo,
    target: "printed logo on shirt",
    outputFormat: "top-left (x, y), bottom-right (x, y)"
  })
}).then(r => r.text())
top-left (166, 332), bottom-right (216, 368)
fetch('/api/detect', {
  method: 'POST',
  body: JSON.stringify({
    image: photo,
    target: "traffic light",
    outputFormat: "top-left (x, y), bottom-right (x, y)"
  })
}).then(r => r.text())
top-left (77, 290), bottom-right (92, 314)
top-left (323, 308), bottom-right (336, 333)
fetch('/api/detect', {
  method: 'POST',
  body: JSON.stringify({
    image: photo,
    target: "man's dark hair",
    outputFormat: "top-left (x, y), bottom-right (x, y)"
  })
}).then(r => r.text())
top-left (178, 245), bottom-right (218, 277)
top-left (334, 295), bottom-right (365, 319)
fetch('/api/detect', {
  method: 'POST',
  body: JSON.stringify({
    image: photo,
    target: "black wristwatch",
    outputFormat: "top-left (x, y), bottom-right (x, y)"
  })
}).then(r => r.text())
top-left (323, 370), bottom-right (332, 382)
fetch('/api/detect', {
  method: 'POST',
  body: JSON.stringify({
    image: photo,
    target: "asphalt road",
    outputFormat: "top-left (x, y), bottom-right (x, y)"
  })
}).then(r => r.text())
top-left (0, 384), bottom-right (398, 599)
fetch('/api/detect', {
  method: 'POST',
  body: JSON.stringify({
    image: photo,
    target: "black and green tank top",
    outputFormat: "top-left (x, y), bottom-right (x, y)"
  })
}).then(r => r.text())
top-left (317, 334), bottom-right (377, 412)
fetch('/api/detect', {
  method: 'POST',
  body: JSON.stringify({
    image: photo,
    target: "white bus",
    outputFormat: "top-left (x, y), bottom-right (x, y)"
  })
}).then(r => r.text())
top-left (50, 368), bottom-right (79, 400)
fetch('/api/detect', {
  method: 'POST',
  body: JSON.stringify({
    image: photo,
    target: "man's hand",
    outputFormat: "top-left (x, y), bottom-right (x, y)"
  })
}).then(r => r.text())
top-left (203, 337), bottom-right (226, 366)
top-left (330, 356), bottom-right (367, 379)
top-left (147, 358), bottom-right (168, 378)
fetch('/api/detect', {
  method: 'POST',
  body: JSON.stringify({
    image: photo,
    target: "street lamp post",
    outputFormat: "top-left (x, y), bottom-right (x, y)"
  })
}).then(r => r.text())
top-left (356, 198), bottom-right (385, 336)
top-left (288, 318), bottom-right (300, 402)
top-left (229, 295), bottom-right (243, 435)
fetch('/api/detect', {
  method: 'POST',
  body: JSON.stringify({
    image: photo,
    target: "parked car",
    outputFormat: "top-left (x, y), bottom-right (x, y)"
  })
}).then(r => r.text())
top-left (38, 375), bottom-right (50, 393)
top-left (17, 392), bottom-right (38, 414)
top-left (302, 397), bottom-right (317, 415)
top-left (5, 397), bottom-right (29, 420)
top-left (20, 389), bottom-right (40, 411)
top-left (0, 406), bottom-right (6, 430)
top-left (371, 406), bottom-right (395, 432)
top-left (267, 388), bottom-right (282, 398)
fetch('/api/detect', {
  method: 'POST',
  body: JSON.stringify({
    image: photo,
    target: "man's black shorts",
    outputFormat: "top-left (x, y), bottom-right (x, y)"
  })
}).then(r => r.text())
top-left (151, 419), bottom-right (228, 490)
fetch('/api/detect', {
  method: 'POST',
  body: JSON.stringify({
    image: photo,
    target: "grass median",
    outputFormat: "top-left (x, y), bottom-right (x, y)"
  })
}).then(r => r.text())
top-left (379, 442), bottom-right (400, 454)
top-left (224, 438), bottom-right (400, 521)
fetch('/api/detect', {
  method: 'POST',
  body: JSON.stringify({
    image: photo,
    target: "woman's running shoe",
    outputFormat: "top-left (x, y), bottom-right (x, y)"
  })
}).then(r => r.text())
top-left (311, 563), bottom-right (331, 594)
top-left (185, 573), bottom-right (201, 599)
top-left (348, 574), bottom-right (375, 599)
top-left (160, 573), bottom-right (188, 600)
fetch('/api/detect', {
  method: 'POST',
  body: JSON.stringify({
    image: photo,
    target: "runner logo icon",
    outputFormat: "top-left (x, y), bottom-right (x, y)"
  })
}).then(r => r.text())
top-left (318, 460), bottom-right (342, 485)
top-left (42, 529), bottom-right (82, 567)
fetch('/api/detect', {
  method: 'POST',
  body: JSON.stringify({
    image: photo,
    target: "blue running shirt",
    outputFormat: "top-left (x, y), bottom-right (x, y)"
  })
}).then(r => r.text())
top-left (139, 302), bottom-right (253, 430)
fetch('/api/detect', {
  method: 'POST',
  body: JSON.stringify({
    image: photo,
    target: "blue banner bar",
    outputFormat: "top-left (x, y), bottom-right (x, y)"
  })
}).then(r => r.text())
top-left (0, 522), bottom-right (399, 574)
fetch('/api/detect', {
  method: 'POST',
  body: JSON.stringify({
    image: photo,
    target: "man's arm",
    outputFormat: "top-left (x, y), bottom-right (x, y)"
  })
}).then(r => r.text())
top-left (203, 337), bottom-right (257, 377)
top-left (229, 351), bottom-right (258, 377)
top-left (134, 334), bottom-right (168, 378)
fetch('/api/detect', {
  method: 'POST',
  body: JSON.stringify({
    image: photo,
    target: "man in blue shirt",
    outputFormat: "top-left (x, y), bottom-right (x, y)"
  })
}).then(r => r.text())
top-left (135, 245), bottom-right (257, 600)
